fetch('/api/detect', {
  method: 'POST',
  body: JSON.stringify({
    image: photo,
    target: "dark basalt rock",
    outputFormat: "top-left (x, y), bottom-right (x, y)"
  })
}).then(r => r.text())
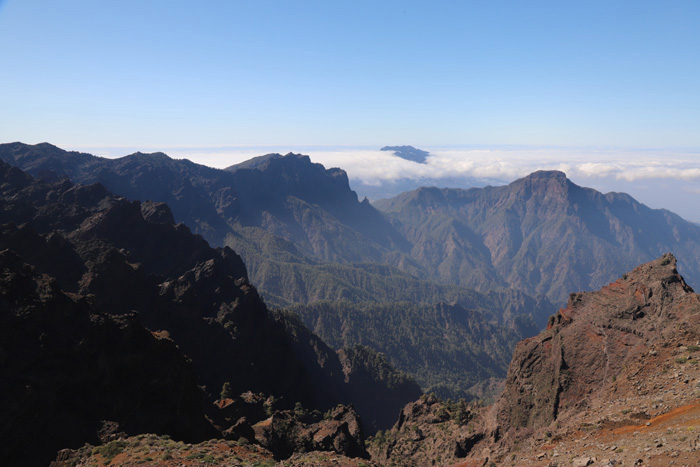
top-left (0, 161), bottom-right (420, 464)
top-left (253, 405), bottom-right (369, 460)
top-left (0, 250), bottom-right (214, 467)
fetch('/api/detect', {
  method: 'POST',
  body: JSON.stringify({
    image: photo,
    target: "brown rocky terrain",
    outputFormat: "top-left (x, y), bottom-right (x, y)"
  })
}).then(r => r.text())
top-left (370, 254), bottom-right (700, 466)
top-left (51, 433), bottom-right (379, 467)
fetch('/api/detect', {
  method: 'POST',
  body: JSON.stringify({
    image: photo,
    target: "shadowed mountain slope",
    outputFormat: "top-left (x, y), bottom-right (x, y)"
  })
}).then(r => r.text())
top-left (0, 162), bottom-right (422, 465)
top-left (0, 142), bottom-right (424, 306)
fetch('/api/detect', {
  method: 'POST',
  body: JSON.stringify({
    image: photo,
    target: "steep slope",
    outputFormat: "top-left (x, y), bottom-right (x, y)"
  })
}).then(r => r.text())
top-left (0, 162), bottom-right (421, 465)
top-left (0, 251), bottom-right (214, 467)
top-left (0, 142), bottom-right (407, 262)
top-left (292, 300), bottom-right (547, 400)
top-left (495, 252), bottom-right (700, 433)
top-left (376, 170), bottom-right (700, 304)
top-left (373, 254), bottom-right (700, 466)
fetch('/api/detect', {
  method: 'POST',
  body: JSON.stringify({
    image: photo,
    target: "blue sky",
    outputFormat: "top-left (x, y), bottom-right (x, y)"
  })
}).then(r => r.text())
top-left (2, 1), bottom-right (700, 221)
top-left (1, 0), bottom-right (699, 147)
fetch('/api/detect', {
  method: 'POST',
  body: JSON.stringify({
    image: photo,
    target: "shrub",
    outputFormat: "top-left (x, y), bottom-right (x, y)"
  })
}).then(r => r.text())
top-left (93, 440), bottom-right (128, 462)
top-left (220, 381), bottom-right (233, 400)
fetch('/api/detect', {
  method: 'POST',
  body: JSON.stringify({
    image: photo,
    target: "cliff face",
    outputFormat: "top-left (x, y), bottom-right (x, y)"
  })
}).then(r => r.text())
top-left (0, 250), bottom-right (214, 466)
top-left (496, 253), bottom-right (700, 433)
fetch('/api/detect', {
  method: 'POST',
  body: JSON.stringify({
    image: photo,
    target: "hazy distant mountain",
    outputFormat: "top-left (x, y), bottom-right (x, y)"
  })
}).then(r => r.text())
top-left (354, 145), bottom-right (503, 200)
top-left (351, 174), bottom-right (501, 202)
top-left (380, 145), bottom-right (430, 163)
top-left (375, 170), bottom-right (700, 304)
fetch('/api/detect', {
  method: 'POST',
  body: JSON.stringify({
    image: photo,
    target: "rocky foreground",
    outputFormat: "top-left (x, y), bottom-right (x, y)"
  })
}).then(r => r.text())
top-left (50, 254), bottom-right (700, 466)
top-left (372, 253), bottom-right (700, 466)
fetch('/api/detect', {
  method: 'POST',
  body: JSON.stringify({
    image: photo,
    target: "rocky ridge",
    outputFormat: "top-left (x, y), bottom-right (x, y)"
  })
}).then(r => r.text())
top-left (376, 171), bottom-right (700, 305)
top-left (0, 161), bottom-right (420, 466)
top-left (372, 254), bottom-right (700, 466)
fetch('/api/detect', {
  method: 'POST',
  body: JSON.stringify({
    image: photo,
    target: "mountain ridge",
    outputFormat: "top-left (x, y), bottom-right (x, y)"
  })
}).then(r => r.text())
top-left (0, 161), bottom-right (421, 465)
top-left (375, 169), bottom-right (700, 304)
top-left (371, 253), bottom-right (700, 465)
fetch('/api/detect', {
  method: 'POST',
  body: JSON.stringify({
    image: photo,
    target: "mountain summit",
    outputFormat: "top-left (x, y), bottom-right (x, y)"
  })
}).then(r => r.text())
top-left (375, 170), bottom-right (700, 304)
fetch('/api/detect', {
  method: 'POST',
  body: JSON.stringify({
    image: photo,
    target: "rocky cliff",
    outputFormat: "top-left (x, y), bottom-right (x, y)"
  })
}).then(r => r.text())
top-left (0, 161), bottom-right (420, 465)
top-left (496, 252), bottom-right (700, 433)
top-left (0, 250), bottom-right (214, 466)
top-left (373, 254), bottom-right (700, 465)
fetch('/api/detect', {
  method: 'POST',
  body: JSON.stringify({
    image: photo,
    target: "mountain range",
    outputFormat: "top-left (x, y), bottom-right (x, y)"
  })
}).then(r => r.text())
top-left (4, 142), bottom-right (699, 309)
top-left (375, 169), bottom-right (700, 304)
top-left (0, 161), bottom-right (420, 466)
top-left (3, 141), bottom-right (700, 465)
top-left (4, 141), bottom-right (700, 402)
top-left (0, 142), bottom-right (553, 400)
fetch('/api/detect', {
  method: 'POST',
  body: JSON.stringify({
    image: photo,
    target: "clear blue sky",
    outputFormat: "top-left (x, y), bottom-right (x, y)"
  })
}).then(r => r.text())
top-left (1, 0), bottom-right (699, 148)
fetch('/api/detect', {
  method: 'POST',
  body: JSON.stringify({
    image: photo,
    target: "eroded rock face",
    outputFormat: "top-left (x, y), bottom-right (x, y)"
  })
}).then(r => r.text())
top-left (253, 405), bottom-right (369, 460)
top-left (368, 394), bottom-right (483, 466)
top-left (374, 254), bottom-right (700, 465)
top-left (0, 251), bottom-right (213, 467)
top-left (495, 253), bottom-right (700, 433)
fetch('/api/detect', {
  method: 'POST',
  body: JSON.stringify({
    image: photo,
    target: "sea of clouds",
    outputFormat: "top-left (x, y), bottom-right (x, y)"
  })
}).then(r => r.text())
top-left (86, 145), bottom-right (700, 223)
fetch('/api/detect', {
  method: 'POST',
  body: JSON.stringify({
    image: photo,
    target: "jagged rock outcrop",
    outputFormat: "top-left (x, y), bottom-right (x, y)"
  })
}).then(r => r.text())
top-left (0, 250), bottom-right (214, 467)
top-left (253, 405), bottom-right (369, 460)
top-left (495, 253), bottom-right (700, 434)
top-left (368, 394), bottom-right (482, 466)
top-left (0, 162), bottom-right (421, 465)
top-left (373, 254), bottom-right (700, 465)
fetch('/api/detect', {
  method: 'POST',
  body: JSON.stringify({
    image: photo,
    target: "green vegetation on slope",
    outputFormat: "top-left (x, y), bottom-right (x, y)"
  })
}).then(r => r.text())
top-left (290, 300), bottom-right (531, 401)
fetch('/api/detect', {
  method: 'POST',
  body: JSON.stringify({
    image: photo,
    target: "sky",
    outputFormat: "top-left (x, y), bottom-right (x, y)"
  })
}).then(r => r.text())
top-left (1, 1), bottom-right (700, 219)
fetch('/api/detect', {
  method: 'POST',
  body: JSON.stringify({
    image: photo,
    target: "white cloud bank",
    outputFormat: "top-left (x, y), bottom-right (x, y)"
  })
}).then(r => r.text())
top-left (88, 144), bottom-right (700, 185)
top-left (86, 144), bottom-right (700, 222)
top-left (299, 147), bottom-right (700, 186)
